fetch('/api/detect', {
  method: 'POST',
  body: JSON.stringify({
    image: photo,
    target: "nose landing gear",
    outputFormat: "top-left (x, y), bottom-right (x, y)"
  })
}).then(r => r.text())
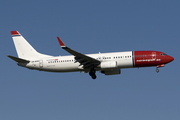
top-left (156, 64), bottom-right (165, 73)
top-left (156, 68), bottom-right (159, 73)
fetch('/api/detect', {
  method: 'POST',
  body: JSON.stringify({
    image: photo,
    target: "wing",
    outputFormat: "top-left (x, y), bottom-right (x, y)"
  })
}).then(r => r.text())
top-left (57, 37), bottom-right (100, 68)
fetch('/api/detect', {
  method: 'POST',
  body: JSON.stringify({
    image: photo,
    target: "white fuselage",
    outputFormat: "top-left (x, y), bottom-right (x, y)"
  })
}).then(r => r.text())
top-left (22, 51), bottom-right (133, 72)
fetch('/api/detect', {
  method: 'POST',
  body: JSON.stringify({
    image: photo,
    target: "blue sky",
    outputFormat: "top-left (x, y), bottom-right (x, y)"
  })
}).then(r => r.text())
top-left (1, 0), bottom-right (180, 120)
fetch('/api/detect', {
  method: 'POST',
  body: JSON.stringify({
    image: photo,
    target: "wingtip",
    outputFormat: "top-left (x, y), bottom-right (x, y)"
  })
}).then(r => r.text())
top-left (57, 37), bottom-right (66, 47)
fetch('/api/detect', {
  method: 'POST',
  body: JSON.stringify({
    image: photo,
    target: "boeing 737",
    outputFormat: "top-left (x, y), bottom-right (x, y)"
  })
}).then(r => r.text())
top-left (8, 31), bottom-right (174, 79)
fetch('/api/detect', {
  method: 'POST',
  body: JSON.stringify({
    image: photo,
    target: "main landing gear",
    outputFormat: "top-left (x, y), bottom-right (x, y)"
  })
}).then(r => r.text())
top-left (89, 67), bottom-right (97, 79)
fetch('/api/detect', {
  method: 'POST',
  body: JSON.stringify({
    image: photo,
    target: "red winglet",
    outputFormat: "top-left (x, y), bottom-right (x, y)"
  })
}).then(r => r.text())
top-left (57, 37), bottom-right (65, 47)
top-left (11, 31), bottom-right (20, 36)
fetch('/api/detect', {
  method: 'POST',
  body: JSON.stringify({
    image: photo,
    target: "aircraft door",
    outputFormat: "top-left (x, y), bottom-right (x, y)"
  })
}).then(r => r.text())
top-left (39, 60), bottom-right (43, 68)
top-left (152, 52), bottom-right (156, 59)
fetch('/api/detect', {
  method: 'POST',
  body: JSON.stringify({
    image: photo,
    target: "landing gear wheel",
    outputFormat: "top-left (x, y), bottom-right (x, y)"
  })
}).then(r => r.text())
top-left (92, 75), bottom-right (97, 79)
top-left (156, 68), bottom-right (159, 73)
top-left (89, 67), bottom-right (97, 79)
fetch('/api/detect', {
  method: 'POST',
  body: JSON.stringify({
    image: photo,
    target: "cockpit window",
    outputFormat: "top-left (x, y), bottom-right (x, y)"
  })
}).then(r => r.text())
top-left (160, 53), bottom-right (167, 56)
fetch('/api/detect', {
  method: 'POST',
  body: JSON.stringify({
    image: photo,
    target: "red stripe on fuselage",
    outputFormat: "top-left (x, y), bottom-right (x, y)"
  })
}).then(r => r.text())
top-left (134, 51), bottom-right (173, 67)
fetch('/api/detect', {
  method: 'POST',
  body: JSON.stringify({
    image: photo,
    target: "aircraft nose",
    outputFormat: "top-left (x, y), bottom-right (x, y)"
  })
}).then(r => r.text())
top-left (168, 55), bottom-right (174, 62)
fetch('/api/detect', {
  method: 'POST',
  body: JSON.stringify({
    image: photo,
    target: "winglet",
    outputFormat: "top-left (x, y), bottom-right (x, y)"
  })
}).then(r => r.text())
top-left (57, 37), bottom-right (66, 47)
top-left (11, 31), bottom-right (21, 36)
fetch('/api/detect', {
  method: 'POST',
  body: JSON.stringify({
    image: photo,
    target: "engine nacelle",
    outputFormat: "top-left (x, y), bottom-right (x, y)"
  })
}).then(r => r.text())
top-left (100, 61), bottom-right (117, 69)
top-left (101, 69), bottom-right (121, 75)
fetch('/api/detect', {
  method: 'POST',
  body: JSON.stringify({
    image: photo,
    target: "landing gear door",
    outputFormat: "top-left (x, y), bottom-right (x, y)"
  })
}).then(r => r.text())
top-left (39, 60), bottom-right (43, 68)
top-left (152, 52), bottom-right (156, 59)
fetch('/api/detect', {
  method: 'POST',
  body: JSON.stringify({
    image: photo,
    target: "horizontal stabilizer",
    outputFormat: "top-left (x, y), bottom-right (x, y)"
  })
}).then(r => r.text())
top-left (7, 55), bottom-right (30, 63)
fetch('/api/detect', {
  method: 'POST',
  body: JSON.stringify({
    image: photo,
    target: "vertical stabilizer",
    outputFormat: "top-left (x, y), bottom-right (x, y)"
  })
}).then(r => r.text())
top-left (11, 31), bottom-right (52, 60)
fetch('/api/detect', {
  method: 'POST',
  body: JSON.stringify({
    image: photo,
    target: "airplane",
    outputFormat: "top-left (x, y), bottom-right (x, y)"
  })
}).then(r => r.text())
top-left (8, 31), bottom-right (174, 79)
